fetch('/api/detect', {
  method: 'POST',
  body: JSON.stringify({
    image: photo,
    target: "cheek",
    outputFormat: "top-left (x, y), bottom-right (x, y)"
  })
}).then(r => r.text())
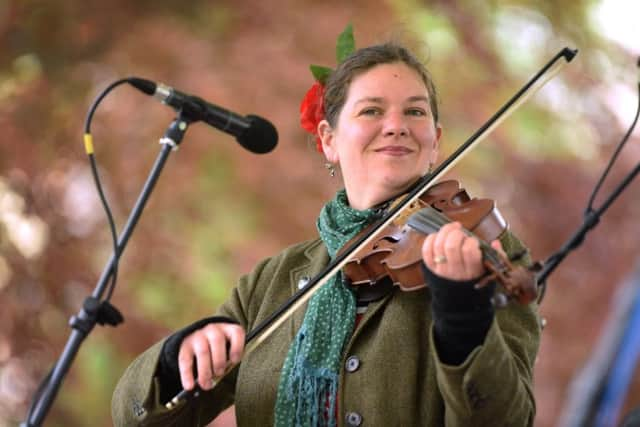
top-left (417, 124), bottom-right (439, 149)
top-left (334, 126), bottom-right (372, 159)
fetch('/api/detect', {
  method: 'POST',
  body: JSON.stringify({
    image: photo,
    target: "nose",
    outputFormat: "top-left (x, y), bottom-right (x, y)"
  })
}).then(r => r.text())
top-left (382, 112), bottom-right (409, 137)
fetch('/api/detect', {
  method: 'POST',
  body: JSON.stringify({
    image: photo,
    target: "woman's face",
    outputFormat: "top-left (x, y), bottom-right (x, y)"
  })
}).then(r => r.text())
top-left (319, 62), bottom-right (441, 210)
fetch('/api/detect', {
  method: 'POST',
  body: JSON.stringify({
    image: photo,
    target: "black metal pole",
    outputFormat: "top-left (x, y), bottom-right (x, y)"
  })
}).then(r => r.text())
top-left (21, 116), bottom-right (190, 426)
top-left (537, 162), bottom-right (640, 288)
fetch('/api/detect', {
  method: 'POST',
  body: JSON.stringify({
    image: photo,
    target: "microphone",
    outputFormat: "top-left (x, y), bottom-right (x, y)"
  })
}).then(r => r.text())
top-left (127, 77), bottom-right (278, 154)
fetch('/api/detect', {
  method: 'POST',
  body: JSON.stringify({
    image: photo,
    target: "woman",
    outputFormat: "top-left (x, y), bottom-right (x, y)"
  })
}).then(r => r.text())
top-left (112, 41), bottom-right (540, 427)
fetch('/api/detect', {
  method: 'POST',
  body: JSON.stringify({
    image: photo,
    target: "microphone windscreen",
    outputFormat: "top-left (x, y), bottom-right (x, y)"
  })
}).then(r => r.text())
top-left (239, 115), bottom-right (278, 154)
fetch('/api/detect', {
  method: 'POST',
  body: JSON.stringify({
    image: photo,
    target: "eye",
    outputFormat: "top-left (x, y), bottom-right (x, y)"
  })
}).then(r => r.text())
top-left (406, 108), bottom-right (427, 117)
top-left (359, 107), bottom-right (382, 116)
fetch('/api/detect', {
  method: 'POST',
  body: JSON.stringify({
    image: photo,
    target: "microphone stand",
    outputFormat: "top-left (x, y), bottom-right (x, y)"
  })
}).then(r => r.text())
top-left (537, 161), bottom-right (640, 301)
top-left (21, 114), bottom-right (192, 427)
top-left (537, 60), bottom-right (639, 299)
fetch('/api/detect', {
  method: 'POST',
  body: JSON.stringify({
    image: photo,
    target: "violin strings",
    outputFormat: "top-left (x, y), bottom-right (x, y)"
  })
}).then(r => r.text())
top-left (410, 207), bottom-right (504, 267)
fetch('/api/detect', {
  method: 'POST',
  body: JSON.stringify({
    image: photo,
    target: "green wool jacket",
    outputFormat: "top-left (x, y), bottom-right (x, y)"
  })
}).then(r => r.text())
top-left (112, 232), bottom-right (540, 427)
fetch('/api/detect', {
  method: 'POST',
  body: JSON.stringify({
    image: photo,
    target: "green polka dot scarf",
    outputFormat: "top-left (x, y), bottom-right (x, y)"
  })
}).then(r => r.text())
top-left (274, 189), bottom-right (378, 427)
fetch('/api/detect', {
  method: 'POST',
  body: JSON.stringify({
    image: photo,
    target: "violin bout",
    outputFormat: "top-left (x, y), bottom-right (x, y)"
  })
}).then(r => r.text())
top-left (341, 180), bottom-right (539, 305)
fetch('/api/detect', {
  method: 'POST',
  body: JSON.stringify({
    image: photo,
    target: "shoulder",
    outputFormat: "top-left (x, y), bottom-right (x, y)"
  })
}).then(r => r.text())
top-left (222, 237), bottom-right (329, 325)
top-left (246, 238), bottom-right (329, 285)
top-left (249, 237), bottom-right (327, 279)
top-left (275, 237), bottom-right (327, 264)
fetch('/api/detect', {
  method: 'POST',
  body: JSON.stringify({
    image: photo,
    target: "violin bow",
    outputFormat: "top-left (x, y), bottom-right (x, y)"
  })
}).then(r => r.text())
top-left (166, 46), bottom-right (578, 409)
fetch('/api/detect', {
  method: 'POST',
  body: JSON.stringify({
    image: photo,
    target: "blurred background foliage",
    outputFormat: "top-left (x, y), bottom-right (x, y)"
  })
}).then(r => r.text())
top-left (0, 0), bottom-right (639, 426)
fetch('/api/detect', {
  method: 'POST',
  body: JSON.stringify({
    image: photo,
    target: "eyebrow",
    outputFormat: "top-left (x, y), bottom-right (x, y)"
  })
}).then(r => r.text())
top-left (354, 95), bottom-right (430, 105)
top-left (407, 96), bottom-right (430, 104)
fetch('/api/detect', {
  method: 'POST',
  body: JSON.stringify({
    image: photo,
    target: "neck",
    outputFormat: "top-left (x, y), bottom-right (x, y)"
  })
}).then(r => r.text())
top-left (345, 188), bottom-right (403, 211)
top-left (345, 178), bottom-right (423, 210)
top-left (345, 189), bottom-right (390, 211)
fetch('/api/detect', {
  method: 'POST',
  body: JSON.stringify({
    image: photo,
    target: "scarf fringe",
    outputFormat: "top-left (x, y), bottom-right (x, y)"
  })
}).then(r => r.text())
top-left (286, 357), bottom-right (338, 427)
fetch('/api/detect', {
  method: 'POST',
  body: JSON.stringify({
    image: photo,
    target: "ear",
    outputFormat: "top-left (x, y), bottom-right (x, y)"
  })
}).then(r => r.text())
top-left (429, 124), bottom-right (443, 166)
top-left (318, 119), bottom-right (339, 163)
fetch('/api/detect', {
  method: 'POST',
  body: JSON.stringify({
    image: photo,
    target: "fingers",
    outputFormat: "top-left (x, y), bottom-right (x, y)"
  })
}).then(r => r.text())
top-left (421, 222), bottom-right (484, 281)
top-left (205, 326), bottom-right (228, 378)
top-left (461, 233), bottom-right (483, 278)
top-left (226, 324), bottom-right (245, 364)
top-left (441, 223), bottom-right (466, 269)
top-left (491, 239), bottom-right (505, 257)
top-left (178, 323), bottom-right (245, 391)
top-left (177, 341), bottom-right (196, 391)
top-left (422, 233), bottom-right (436, 271)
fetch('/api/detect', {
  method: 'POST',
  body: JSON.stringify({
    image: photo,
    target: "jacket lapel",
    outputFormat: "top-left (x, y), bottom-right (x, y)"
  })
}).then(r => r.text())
top-left (287, 239), bottom-right (330, 336)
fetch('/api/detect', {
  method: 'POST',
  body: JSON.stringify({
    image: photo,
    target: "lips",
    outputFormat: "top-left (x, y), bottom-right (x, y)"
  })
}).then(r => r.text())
top-left (374, 146), bottom-right (414, 155)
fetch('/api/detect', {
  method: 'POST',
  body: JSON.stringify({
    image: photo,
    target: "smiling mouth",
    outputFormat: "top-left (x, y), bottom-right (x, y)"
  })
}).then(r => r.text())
top-left (375, 146), bottom-right (414, 155)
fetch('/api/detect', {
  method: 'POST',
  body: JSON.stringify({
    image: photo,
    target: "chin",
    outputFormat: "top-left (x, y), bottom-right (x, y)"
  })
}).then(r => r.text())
top-left (380, 173), bottom-right (420, 196)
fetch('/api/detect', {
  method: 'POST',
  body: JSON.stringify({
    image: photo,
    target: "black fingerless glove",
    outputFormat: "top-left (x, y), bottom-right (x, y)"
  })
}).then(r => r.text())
top-left (157, 316), bottom-right (238, 401)
top-left (422, 264), bottom-right (495, 365)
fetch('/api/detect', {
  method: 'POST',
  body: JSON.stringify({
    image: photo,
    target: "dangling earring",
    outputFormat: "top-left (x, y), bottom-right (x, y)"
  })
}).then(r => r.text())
top-left (427, 163), bottom-right (433, 174)
top-left (325, 162), bottom-right (336, 177)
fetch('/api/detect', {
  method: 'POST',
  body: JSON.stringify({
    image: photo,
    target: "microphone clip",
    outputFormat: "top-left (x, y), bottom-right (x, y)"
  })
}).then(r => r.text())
top-left (159, 113), bottom-right (194, 150)
top-left (69, 297), bottom-right (124, 336)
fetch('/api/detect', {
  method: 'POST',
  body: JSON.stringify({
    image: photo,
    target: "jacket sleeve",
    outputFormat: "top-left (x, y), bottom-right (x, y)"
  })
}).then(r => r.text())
top-left (431, 231), bottom-right (541, 427)
top-left (110, 257), bottom-right (272, 427)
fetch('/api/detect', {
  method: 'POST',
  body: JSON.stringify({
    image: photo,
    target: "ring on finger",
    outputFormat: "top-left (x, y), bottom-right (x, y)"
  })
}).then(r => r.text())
top-left (434, 254), bottom-right (447, 264)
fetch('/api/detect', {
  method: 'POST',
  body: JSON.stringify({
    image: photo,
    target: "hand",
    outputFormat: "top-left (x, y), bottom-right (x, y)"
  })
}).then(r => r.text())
top-left (177, 322), bottom-right (245, 391)
top-left (421, 222), bottom-right (503, 281)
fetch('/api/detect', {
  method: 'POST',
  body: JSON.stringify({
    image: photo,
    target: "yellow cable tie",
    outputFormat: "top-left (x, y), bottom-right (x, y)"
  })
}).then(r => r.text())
top-left (84, 133), bottom-right (94, 155)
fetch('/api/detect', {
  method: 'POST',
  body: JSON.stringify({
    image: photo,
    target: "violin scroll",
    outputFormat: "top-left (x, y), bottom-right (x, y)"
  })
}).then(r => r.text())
top-left (477, 253), bottom-right (539, 306)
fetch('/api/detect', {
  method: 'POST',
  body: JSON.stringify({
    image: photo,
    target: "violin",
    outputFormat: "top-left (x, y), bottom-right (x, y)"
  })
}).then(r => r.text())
top-left (341, 179), bottom-right (539, 305)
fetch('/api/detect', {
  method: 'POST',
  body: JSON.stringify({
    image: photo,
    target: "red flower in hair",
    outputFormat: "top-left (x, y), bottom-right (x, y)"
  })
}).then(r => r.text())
top-left (299, 24), bottom-right (355, 154)
top-left (300, 81), bottom-right (325, 153)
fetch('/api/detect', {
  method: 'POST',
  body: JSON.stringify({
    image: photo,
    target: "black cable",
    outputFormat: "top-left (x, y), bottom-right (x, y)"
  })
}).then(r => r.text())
top-left (82, 78), bottom-right (131, 302)
top-left (586, 81), bottom-right (640, 214)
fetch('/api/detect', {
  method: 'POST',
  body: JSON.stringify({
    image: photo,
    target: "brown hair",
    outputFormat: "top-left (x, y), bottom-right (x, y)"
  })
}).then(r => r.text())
top-left (323, 42), bottom-right (439, 127)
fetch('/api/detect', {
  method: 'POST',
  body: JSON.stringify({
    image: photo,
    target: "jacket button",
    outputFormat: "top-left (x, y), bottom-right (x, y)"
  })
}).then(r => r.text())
top-left (345, 411), bottom-right (363, 426)
top-left (345, 355), bottom-right (360, 372)
top-left (297, 276), bottom-right (310, 289)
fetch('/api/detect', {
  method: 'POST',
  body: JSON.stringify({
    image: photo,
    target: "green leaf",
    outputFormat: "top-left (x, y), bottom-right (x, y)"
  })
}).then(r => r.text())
top-left (336, 23), bottom-right (356, 63)
top-left (310, 64), bottom-right (333, 83)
